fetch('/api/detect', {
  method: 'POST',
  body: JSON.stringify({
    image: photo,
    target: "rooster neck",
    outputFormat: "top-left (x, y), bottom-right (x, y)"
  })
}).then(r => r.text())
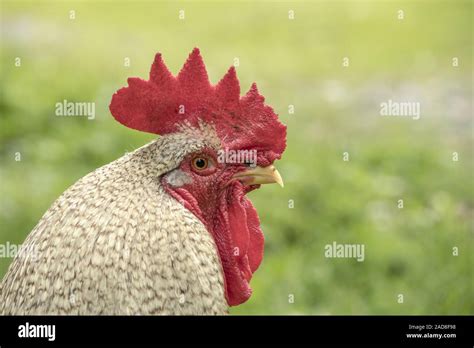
top-left (0, 140), bottom-right (228, 315)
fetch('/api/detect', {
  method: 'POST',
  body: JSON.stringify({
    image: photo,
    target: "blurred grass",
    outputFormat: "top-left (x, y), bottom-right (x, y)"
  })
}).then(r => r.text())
top-left (0, 0), bottom-right (472, 314)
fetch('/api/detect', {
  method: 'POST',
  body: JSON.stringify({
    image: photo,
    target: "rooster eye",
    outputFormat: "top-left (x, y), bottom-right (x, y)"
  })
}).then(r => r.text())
top-left (192, 157), bottom-right (209, 170)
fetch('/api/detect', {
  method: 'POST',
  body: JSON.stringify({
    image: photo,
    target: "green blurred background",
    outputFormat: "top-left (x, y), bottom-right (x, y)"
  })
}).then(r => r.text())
top-left (0, 0), bottom-right (472, 314)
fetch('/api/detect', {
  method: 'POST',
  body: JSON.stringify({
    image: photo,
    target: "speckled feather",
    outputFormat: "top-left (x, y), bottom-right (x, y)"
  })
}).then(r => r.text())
top-left (0, 124), bottom-right (229, 315)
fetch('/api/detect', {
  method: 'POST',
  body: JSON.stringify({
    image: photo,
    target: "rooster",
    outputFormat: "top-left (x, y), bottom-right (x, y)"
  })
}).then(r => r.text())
top-left (0, 48), bottom-right (287, 314)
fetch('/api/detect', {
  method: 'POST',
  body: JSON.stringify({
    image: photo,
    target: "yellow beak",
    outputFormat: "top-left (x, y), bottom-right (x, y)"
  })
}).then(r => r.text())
top-left (232, 165), bottom-right (284, 188)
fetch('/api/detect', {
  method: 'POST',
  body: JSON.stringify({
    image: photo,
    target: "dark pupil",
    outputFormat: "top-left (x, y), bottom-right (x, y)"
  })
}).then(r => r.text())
top-left (195, 158), bottom-right (206, 169)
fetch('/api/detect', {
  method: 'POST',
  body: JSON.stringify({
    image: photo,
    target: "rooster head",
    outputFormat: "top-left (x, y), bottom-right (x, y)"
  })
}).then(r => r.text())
top-left (109, 48), bottom-right (287, 306)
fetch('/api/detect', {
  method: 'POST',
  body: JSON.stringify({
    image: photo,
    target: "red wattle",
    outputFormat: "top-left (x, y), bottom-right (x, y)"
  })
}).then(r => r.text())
top-left (242, 196), bottom-right (264, 273)
top-left (163, 178), bottom-right (265, 307)
top-left (215, 182), bottom-right (264, 306)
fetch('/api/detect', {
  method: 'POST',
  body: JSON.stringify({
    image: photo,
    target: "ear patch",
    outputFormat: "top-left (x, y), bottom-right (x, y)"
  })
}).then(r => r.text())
top-left (165, 169), bottom-right (193, 187)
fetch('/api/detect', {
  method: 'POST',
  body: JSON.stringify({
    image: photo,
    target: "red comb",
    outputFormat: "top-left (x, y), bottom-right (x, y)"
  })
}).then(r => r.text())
top-left (110, 48), bottom-right (287, 163)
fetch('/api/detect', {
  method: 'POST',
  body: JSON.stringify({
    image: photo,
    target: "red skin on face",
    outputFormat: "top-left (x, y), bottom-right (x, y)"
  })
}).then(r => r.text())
top-left (162, 149), bottom-right (264, 306)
